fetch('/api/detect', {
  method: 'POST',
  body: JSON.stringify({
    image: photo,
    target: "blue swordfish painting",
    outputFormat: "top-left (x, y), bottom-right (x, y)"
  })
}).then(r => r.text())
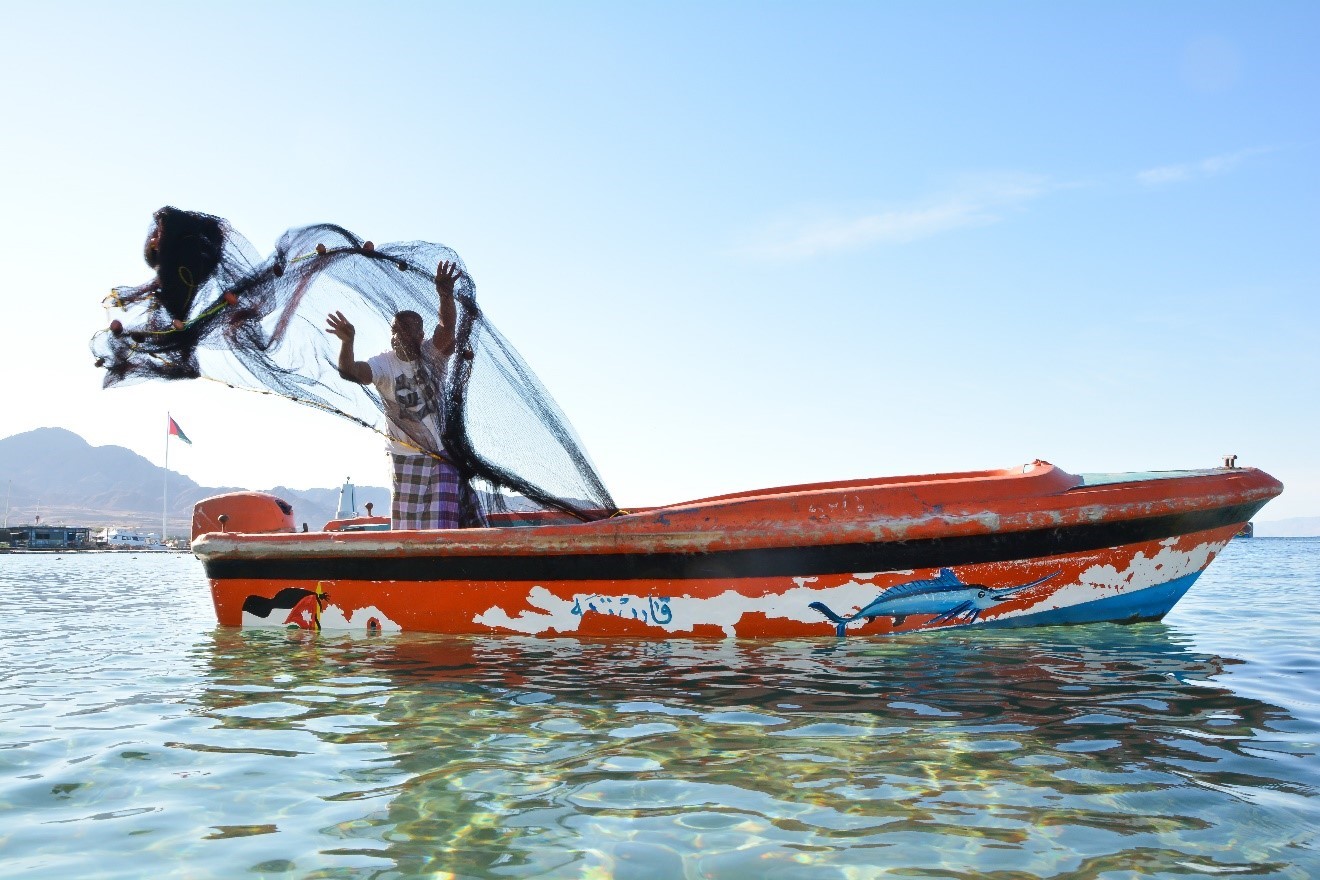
top-left (810, 568), bottom-right (1061, 637)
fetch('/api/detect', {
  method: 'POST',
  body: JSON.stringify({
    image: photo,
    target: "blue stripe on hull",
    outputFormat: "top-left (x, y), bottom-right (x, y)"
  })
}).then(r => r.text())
top-left (977, 571), bottom-right (1204, 630)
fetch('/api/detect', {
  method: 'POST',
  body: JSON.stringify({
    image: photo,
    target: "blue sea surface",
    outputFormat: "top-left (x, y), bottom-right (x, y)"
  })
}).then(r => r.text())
top-left (1, 539), bottom-right (1317, 879)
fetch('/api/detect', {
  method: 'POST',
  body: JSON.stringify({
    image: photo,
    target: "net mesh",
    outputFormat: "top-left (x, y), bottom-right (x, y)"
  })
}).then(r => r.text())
top-left (92, 207), bottom-right (616, 526)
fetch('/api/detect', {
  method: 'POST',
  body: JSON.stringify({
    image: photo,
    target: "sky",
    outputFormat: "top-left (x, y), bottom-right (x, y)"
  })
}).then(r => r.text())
top-left (1, 2), bottom-right (1317, 520)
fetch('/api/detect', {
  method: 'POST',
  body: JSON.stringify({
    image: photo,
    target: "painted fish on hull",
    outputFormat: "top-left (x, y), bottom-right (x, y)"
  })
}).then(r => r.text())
top-left (810, 568), bottom-right (1061, 637)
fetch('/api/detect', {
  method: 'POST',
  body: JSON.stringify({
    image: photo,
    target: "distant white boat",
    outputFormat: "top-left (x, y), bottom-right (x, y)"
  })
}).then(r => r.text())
top-left (94, 528), bottom-right (170, 552)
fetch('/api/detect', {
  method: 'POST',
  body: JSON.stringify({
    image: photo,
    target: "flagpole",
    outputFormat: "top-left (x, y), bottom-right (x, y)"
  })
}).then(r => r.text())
top-left (164, 412), bottom-right (170, 545)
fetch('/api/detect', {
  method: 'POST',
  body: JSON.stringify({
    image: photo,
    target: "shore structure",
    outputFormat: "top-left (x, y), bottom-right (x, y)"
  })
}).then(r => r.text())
top-left (0, 525), bottom-right (178, 552)
top-left (95, 528), bottom-right (170, 552)
top-left (1, 525), bottom-right (94, 551)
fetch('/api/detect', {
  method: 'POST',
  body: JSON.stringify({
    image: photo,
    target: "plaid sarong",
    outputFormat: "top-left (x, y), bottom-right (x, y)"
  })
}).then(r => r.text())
top-left (391, 454), bottom-right (461, 530)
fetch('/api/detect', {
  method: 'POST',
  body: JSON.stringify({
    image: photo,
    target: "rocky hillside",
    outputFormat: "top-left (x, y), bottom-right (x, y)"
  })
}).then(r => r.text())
top-left (0, 427), bottom-right (389, 539)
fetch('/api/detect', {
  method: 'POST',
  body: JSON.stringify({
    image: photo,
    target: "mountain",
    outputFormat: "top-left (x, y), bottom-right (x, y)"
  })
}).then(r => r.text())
top-left (0, 427), bottom-right (389, 539)
top-left (8, 427), bottom-right (1311, 539)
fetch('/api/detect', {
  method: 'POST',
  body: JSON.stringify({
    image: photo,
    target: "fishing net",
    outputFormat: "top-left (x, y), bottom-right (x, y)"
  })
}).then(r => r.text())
top-left (92, 206), bottom-right (616, 526)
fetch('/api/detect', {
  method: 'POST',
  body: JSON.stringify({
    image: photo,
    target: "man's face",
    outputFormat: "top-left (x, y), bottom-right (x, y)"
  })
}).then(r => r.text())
top-left (144, 221), bottom-right (163, 268)
top-left (391, 314), bottom-right (425, 359)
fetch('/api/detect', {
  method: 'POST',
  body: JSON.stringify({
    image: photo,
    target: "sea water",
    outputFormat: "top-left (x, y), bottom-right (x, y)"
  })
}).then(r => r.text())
top-left (0, 540), bottom-right (1317, 879)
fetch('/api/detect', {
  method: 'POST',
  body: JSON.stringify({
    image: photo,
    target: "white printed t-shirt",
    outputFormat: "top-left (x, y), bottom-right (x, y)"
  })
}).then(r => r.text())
top-left (367, 345), bottom-right (446, 457)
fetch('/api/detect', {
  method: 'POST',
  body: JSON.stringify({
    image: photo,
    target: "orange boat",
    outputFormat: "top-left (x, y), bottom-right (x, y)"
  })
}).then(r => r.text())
top-left (190, 460), bottom-right (1280, 638)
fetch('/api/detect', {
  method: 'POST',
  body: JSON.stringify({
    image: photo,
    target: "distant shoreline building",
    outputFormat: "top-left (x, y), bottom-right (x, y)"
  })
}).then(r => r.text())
top-left (94, 528), bottom-right (170, 552)
top-left (2, 525), bottom-right (93, 551)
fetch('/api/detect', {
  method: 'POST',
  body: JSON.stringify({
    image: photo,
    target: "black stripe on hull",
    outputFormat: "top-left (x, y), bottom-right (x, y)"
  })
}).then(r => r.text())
top-left (203, 500), bottom-right (1264, 584)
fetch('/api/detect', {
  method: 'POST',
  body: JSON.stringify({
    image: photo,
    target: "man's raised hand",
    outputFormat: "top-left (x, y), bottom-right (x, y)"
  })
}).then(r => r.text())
top-left (326, 311), bottom-right (356, 343)
top-left (436, 260), bottom-right (463, 297)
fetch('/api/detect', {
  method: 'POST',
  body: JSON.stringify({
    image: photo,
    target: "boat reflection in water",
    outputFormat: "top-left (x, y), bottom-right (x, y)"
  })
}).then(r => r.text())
top-left (188, 625), bottom-right (1315, 877)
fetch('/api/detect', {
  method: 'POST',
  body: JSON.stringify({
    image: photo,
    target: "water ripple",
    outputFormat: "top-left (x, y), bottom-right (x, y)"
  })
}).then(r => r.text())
top-left (1, 543), bottom-right (1319, 877)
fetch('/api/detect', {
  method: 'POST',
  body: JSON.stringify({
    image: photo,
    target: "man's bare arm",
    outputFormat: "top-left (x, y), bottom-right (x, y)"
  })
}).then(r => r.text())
top-left (326, 311), bottom-right (372, 384)
top-left (433, 260), bottom-right (461, 357)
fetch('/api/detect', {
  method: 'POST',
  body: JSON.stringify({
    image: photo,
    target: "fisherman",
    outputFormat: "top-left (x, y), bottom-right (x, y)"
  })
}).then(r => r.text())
top-left (325, 261), bottom-right (463, 530)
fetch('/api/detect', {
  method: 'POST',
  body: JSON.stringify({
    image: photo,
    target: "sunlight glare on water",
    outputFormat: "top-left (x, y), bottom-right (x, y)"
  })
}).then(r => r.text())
top-left (1, 541), bottom-right (1318, 878)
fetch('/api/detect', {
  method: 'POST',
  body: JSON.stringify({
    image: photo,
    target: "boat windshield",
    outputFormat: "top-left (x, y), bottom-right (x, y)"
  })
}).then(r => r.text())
top-left (1077, 470), bottom-right (1219, 487)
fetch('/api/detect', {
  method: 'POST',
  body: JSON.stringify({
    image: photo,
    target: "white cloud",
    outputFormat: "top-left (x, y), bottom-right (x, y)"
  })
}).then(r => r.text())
top-left (735, 174), bottom-right (1052, 261)
top-left (1137, 147), bottom-right (1273, 186)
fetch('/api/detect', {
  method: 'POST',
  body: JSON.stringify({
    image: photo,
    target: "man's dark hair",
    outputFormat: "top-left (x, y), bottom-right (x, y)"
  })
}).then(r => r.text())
top-left (147, 207), bottom-right (226, 322)
top-left (395, 309), bottom-right (424, 331)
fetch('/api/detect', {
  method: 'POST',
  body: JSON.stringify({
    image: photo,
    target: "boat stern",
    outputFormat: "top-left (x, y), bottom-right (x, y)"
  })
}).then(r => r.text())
top-left (192, 492), bottom-right (298, 543)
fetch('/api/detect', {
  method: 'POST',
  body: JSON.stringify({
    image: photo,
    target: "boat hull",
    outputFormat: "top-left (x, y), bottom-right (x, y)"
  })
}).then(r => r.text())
top-left (211, 526), bottom-right (1237, 637)
top-left (192, 464), bottom-right (1280, 638)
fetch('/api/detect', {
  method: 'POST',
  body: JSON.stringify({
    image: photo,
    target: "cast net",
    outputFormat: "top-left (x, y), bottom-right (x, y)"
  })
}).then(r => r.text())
top-left (91, 207), bottom-right (616, 526)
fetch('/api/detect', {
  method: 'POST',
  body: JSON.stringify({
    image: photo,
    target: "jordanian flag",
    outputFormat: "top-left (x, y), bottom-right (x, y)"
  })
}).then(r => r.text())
top-left (168, 416), bottom-right (192, 445)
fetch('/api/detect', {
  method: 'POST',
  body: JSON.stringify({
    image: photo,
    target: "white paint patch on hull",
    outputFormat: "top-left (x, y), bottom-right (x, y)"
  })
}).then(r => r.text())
top-left (1006, 538), bottom-right (1227, 620)
top-left (242, 610), bottom-right (293, 629)
top-left (241, 605), bottom-right (401, 631)
top-left (475, 579), bottom-right (892, 637)
top-left (319, 605), bottom-right (402, 632)
top-left (473, 538), bottom-right (1228, 635)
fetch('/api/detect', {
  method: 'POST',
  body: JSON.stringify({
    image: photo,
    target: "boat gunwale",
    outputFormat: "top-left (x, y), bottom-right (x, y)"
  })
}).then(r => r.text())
top-left (199, 498), bottom-right (1268, 583)
top-left (192, 467), bottom-right (1281, 563)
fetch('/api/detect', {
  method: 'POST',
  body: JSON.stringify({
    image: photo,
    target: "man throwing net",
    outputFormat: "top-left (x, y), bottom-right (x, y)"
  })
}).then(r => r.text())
top-left (325, 262), bottom-right (467, 529)
top-left (93, 207), bottom-right (616, 528)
